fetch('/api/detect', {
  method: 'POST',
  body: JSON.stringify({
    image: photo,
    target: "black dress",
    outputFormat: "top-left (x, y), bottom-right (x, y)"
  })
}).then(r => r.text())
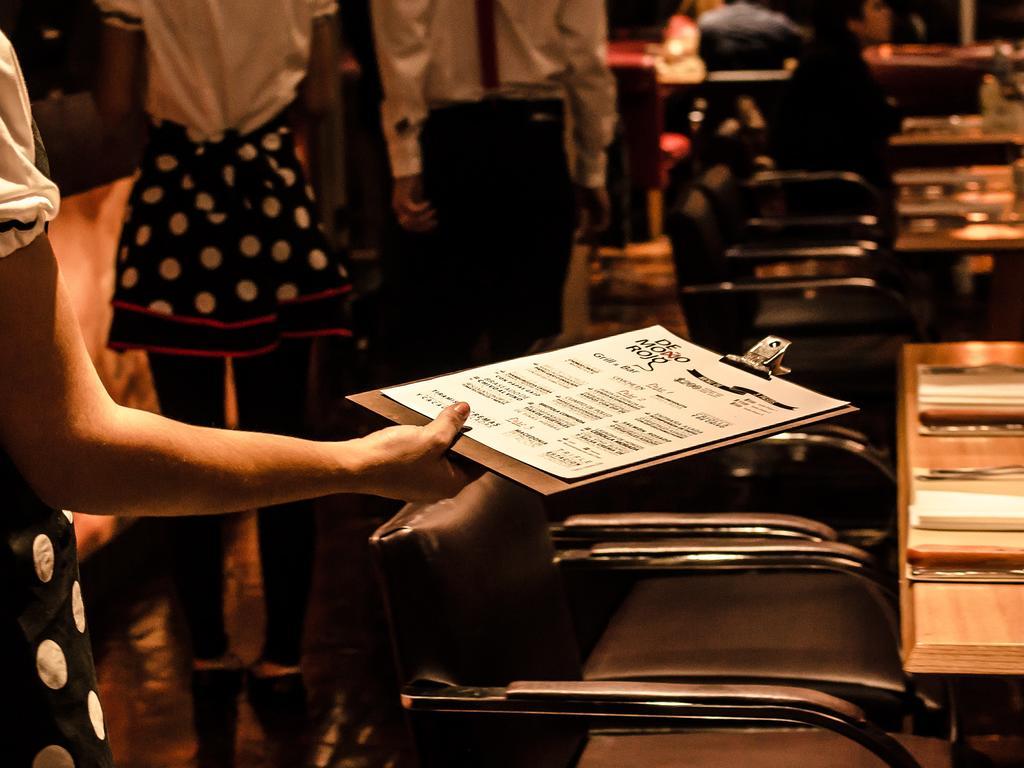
top-left (1, 451), bottom-right (115, 767)
top-left (108, 111), bottom-right (351, 358)
top-left (2, 112), bottom-right (114, 768)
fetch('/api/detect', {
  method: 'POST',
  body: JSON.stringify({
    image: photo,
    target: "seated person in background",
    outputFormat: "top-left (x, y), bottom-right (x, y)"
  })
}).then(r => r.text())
top-left (772, 0), bottom-right (900, 190)
top-left (697, 0), bottom-right (804, 71)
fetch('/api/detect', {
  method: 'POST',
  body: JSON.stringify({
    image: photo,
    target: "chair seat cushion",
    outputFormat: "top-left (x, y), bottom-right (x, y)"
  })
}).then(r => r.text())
top-left (582, 572), bottom-right (906, 725)
top-left (577, 730), bottom-right (951, 768)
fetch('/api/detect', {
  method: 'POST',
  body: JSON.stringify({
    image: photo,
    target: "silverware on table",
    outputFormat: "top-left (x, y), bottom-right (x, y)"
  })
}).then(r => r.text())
top-left (915, 464), bottom-right (1024, 481)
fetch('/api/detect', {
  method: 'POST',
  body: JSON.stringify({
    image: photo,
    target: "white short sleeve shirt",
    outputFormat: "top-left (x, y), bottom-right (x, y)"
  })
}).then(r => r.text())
top-left (94, 0), bottom-right (338, 138)
top-left (0, 33), bottom-right (60, 259)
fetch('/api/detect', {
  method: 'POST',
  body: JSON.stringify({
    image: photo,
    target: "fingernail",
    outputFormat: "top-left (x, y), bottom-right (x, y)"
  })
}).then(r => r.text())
top-left (453, 402), bottom-right (470, 417)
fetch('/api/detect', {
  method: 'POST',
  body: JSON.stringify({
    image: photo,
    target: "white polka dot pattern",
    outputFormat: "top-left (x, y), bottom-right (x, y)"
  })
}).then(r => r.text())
top-left (118, 246), bottom-right (129, 263)
top-left (262, 196), bottom-right (281, 218)
top-left (195, 292), bottom-right (217, 314)
top-left (159, 258), bottom-right (182, 280)
top-left (272, 241), bottom-right (291, 262)
top-left (155, 154), bottom-right (177, 172)
top-left (277, 167), bottom-right (296, 187)
top-left (200, 247), bottom-right (222, 269)
top-left (32, 535), bottom-right (55, 583)
top-left (36, 640), bottom-right (68, 689)
top-left (240, 235), bottom-right (261, 257)
top-left (121, 268), bottom-right (139, 289)
top-left (87, 691), bottom-right (106, 740)
top-left (308, 249), bottom-right (328, 270)
top-left (262, 132), bottom-right (282, 151)
top-left (63, 510), bottom-right (74, 523)
top-left (115, 123), bottom-right (350, 354)
top-left (72, 581), bottom-right (87, 633)
top-left (135, 225), bottom-right (151, 247)
top-left (32, 745), bottom-right (74, 768)
top-left (236, 280), bottom-right (258, 301)
top-left (169, 212), bottom-right (189, 236)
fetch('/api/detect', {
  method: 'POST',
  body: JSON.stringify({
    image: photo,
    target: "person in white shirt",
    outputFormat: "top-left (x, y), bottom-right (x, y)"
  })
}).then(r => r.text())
top-left (92, 0), bottom-right (359, 706)
top-left (372, 0), bottom-right (617, 379)
top-left (0, 28), bottom-right (471, 766)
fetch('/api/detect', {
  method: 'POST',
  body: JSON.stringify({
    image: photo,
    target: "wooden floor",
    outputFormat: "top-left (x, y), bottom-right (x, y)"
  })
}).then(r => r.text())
top-left (85, 241), bottom-right (1024, 767)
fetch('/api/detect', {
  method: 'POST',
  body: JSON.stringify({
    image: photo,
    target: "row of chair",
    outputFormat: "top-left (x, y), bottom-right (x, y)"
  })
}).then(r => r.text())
top-left (364, 89), bottom-right (967, 765)
top-left (369, 474), bottom-right (966, 767)
top-left (665, 161), bottom-right (940, 456)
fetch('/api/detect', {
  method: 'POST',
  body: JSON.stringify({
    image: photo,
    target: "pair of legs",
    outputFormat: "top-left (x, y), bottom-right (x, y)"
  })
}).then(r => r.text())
top-left (382, 99), bottom-right (576, 381)
top-left (148, 340), bottom-right (314, 670)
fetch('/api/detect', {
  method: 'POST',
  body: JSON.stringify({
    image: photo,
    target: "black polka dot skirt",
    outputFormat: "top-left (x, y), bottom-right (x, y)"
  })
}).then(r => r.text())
top-left (1, 451), bottom-right (114, 767)
top-left (108, 112), bottom-right (352, 357)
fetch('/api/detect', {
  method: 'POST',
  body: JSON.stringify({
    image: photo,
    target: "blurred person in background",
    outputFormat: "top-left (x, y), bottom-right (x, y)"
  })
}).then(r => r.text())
top-left (372, 0), bottom-right (617, 381)
top-left (93, 0), bottom-right (353, 712)
top-left (698, 0), bottom-right (804, 71)
top-left (773, 0), bottom-right (899, 190)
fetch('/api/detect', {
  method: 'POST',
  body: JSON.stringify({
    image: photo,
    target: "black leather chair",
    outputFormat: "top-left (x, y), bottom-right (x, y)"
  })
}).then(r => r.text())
top-left (371, 475), bottom-right (946, 766)
top-left (666, 184), bottom-right (918, 439)
top-left (697, 163), bottom-right (890, 251)
top-left (550, 425), bottom-right (898, 551)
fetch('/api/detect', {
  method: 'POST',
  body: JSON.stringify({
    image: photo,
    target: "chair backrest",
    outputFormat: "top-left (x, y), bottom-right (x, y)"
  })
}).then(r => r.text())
top-left (370, 473), bottom-right (583, 689)
top-left (666, 184), bottom-right (727, 286)
top-left (666, 184), bottom-right (752, 351)
top-left (696, 164), bottom-right (746, 245)
top-left (371, 475), bottom-right (589, 768)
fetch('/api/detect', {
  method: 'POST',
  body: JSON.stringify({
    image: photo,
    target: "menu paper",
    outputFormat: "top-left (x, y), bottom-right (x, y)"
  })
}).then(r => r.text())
top-left (380, 326), bottom-right (852, 480)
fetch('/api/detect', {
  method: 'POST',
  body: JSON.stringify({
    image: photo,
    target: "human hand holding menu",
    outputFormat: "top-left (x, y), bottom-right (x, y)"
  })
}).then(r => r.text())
top-left (351, 327), bottom-right (855, 492)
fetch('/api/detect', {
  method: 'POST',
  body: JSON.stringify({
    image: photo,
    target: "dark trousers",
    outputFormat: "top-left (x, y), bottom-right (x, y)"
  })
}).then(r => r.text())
top-left (382, 99), bottom-right (576, 381)
top-left (148, 341), bottom-right (315, 666)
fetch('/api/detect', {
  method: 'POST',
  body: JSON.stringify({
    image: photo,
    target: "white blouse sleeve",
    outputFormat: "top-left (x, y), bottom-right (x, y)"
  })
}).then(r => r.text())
top-left (94, 0), bottom-right (144, 30)
top-left (0, 35), bottom-right (59, 260)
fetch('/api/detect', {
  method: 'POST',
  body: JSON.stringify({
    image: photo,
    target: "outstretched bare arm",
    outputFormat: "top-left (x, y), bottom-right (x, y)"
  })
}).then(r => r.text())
top-left (0, 236), bottom-right (470, 517)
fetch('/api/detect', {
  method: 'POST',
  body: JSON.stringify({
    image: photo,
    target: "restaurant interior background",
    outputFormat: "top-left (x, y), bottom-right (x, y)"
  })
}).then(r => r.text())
top-left (7, 0), bottom-right (1024, 766)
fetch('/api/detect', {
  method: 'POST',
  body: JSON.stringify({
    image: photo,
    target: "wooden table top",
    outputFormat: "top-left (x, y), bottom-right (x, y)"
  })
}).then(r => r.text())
top-left (900, 343), bottom-right (1024, 674)
top-left (891, 115), bottom-right (1024, 148)
top-left (894, 166), bottom-right (1024, 254)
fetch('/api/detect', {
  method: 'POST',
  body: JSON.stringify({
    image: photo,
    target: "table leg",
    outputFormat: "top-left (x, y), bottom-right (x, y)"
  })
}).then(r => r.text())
top-left (988, 253), bottom-right (1024, 340)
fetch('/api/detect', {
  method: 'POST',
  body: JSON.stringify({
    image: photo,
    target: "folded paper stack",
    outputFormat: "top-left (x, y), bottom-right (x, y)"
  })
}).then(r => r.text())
top-left (910, 475), bottom-right (1024, 531)
top-left (917, 364), bottom-right (1024, 436)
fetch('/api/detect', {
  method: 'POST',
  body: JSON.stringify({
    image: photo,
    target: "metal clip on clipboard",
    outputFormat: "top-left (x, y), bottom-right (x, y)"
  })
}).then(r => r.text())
top-left (720, 336), bottom-right (792, 380)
